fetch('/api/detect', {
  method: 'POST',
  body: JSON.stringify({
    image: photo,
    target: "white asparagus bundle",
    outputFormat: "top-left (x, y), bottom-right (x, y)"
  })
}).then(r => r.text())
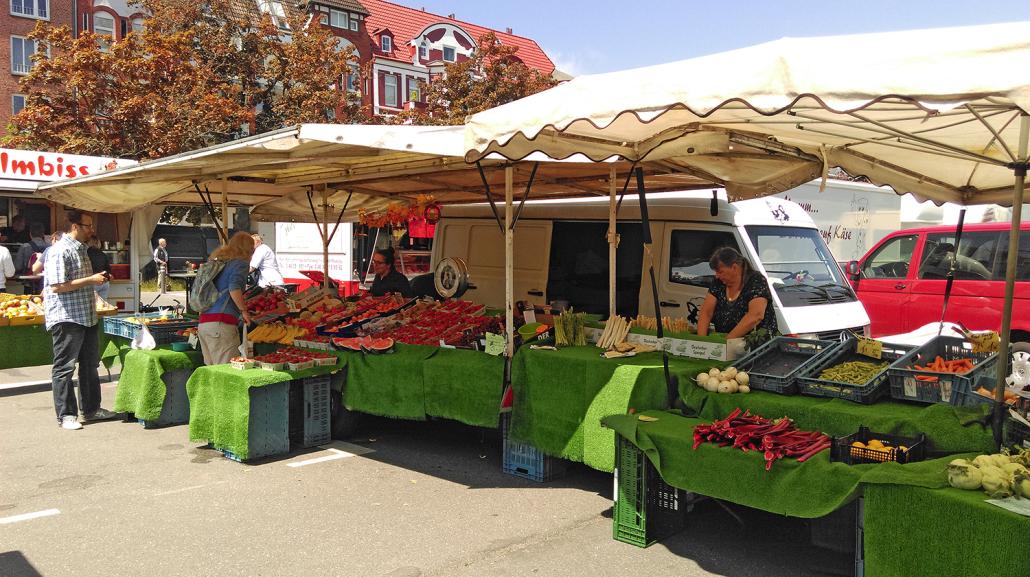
top-left (597, 315), bottom-right (631, 349)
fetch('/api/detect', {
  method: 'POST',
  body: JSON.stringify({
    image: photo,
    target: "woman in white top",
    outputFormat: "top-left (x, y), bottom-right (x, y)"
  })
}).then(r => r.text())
top-left (249, 234), bottom-right (284, 287)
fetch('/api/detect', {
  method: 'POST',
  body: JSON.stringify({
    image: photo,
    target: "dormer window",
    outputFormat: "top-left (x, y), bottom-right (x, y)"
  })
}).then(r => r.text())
top-left (381, 34), bottom-right (392, 53)
top-left (257, 0), bottom-right (289, 30)
top-left (442, 46), bottom-right (456, 62)
top-left (418, 42), bottom-right (427, 60)
top-left (330, 8), bottom-right (346, 28)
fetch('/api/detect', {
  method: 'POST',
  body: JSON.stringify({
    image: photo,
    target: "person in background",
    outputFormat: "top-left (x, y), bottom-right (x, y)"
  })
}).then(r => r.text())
top-left (0, 214), bottom-right (30, 244)
top-left (31, 231), bottom-right (63, 276)
top-left (87, 237), bottom-right (111, 300)
top-left (197, 232), bottom-right (254, 365)
top-left (154, 238), bottom-right (169, 294)
top-left (250, 234), bottom-right (284, 288)
top-left (44, 211), bottom-right (117, 430)
top-left (0, 243), bottom-right (14, 291)
top-left (370, 247), bottom-right (412, 297)
top-left (16, 222), bottom-right (48, 274)
top-left (697, 246), bottom-right (779, 339)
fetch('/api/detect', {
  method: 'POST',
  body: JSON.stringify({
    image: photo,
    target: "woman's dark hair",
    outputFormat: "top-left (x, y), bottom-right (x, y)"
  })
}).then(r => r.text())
top-left (709, 246), bottom-right (754, 279)
top-left (374, 247), bottom-right (395, 270)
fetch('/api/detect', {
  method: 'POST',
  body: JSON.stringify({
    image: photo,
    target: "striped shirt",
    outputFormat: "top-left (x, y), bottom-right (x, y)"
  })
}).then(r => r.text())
top-left (43, 235), bottom-right (97, 330)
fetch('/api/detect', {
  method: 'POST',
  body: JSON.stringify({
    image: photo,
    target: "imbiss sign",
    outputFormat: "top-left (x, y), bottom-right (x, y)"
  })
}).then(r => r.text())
top-left (0, 148), bottom-right (131, 182)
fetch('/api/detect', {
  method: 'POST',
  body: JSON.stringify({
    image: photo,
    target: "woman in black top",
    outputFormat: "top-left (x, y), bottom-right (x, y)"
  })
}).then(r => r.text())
top-left (369, 248), bottom-right (412, 297)
top-left (696, 247), bottom-right (778, 338)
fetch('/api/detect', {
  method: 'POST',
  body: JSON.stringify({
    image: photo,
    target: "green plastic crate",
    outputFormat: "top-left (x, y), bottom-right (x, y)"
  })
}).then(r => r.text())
top-left (613, 434), bottom-right (692, 547)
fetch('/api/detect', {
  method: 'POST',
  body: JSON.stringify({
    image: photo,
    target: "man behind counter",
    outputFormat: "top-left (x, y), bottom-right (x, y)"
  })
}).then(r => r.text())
top-left (369, 248), bottom-right (412, 297)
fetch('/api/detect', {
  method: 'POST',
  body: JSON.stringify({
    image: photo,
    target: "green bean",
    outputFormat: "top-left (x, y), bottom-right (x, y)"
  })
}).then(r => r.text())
top-left (818, 360), bottom-right (889, 385)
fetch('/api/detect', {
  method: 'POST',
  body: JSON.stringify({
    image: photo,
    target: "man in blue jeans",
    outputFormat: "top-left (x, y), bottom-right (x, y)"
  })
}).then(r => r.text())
top-left (44, 211), bottom-right (118, 430)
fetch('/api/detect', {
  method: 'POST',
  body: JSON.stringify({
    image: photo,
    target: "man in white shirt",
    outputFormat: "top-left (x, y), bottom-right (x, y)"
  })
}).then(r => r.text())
top-left (0, 244), bottom-right (15, 291)
top-left (250, 234), bottom-right (284, 288)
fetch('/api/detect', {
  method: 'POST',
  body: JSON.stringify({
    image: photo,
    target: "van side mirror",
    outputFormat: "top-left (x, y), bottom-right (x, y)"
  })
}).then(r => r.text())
top-left (845, 260), bottom-right (861, 279)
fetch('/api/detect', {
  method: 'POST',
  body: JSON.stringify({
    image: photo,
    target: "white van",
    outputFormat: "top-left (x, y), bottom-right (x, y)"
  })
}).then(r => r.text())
top-left (430, 195), bottom-right (871, 339)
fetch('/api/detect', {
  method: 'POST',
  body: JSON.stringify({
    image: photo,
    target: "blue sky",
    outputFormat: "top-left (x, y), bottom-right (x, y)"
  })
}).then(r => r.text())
top-left (397, 1), bottom-right (1030, 75)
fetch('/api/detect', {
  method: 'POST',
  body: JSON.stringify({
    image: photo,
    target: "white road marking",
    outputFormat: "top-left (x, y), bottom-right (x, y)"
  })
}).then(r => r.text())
top-left (0, 508), bottom-right (60, 525)
top-left (153, 481), bottom-right (228, 497)
top-left (286, 444), bottom-right (373, 468)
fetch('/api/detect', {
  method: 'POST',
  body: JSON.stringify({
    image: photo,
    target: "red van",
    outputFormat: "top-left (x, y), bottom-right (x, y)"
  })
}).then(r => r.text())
top-left (846, 222), bottom-right (1029, 342)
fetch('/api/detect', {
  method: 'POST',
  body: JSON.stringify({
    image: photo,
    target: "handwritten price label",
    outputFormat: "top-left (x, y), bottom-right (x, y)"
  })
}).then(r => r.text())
top-left (856, 336), bottom-right (883, 360)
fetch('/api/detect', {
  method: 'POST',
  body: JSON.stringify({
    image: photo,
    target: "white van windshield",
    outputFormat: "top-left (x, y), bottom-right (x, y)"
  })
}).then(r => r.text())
top-left (745, 225), bottom-right (856, 307)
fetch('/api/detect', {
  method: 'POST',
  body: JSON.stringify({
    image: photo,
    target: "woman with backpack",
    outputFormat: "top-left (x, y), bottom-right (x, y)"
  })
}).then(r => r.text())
top-left (196, 232), bottom-right (255, 365)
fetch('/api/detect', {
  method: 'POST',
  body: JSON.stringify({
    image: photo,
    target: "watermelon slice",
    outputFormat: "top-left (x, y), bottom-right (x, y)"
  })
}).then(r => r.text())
top-left (362, 337), bottom-right (394, 353)
top-left (332, 337), bottom-right (363, 351)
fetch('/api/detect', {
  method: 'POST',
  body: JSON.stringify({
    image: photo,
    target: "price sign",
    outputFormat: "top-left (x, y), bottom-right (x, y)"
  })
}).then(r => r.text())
top-left (524, 309), bottom-right (537, 324)
top-left (855, 336), bottom-right (883, 359)
top-left (188, 332), bottom-right (199, 349)
top-left (484, 332), bottom-right (506, 356)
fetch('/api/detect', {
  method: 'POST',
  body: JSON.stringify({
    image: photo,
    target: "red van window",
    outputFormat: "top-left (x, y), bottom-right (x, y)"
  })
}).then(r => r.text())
top-left (862, 234), bottom-right (917, 279)
top-left (996, 230), bottom-right (1030, 281)
top-left (917, 232), bottom-right (999, 281)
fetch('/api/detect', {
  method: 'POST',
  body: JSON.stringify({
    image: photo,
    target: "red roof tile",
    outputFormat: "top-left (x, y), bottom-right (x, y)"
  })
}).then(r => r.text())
top-left (360, 0), bottom-right (554, 74)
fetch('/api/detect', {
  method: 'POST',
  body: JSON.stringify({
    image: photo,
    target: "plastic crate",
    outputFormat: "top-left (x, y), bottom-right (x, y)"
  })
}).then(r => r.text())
top-left (796, 339), bottom-right (914, 404)
top-left (830, 425), bottom-right (926, 465)
top-left (501, 414), bottom-right (567, 482)
top-left (1005, 417), bottom-right (1030, 449)
top-left (220, 381), bottom-right (290, 462)
top-left (138, 368), bottom-right (192, 428)
top-left (734, 337), bottom-right (838, 394)
top-left (103, 313), bottom-right (197, 344)
top-left (289, 376), bottom-right (331, 448)
top-left (887, 336), bottom-right (997, 405)
top-left (613, 434), bottom-right (693, 547)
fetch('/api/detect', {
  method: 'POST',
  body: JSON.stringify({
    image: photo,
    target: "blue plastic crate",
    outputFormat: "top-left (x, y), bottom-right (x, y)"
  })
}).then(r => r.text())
top-left (501, 414), bottom-right (567, 482)
top-left (289, 376), bottom-right (331, 448)
top-left (220, 381), bottom-right (290, 462)
top-left (138, 368), bottom-right (192, 428)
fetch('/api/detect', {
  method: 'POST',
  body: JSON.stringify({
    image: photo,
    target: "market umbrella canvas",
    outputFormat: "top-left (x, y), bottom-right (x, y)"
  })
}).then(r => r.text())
top-left (464, 20), bottom-right (1030, 438)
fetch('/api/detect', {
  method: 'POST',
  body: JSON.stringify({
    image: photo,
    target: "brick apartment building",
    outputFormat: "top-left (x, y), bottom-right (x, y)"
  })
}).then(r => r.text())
top-left (0, 1), bottom-right (555, 135)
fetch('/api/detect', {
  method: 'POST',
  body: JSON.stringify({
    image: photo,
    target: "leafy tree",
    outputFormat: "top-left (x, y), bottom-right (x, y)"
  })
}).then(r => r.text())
top-left (393, 32), bottom-right (557, 126)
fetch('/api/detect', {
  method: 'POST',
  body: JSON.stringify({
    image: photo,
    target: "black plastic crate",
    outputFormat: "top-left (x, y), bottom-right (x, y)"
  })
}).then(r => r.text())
top-left (138, 368), bottom-right (192, 428)
top-left (289, 376), bottom-right (331, 448)
top-left (1005, 416), bottom-right (1030, 449)
top-left (796, 339), bottom-right (914, 404)
top-left (887, 336), bottom-right (997, 405)
top-left (613, 434), bottom-right (694, 548)
top-left (501, 414), bottom-right (567, 482)
top-left (830, 425), bottom-right (926, 465)
top-left (733, 337), bottom-right (838, 394)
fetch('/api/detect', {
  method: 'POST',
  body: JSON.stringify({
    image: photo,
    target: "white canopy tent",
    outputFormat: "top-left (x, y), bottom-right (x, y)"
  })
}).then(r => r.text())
top-left (37, 123), bottom-right (715, 355)
top-left (465, 21), bottom-right (1030, 437)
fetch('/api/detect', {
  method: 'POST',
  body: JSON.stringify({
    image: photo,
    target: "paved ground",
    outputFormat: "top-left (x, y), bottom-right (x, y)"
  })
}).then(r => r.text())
top-left (0, 381), bottom-right (855, 577)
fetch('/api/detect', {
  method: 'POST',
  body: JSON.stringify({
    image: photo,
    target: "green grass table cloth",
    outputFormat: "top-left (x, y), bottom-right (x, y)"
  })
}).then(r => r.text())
top-left (0, 324), bottom-right (54, 369)
top-left (186, 364), bottom-right (293, 460)
top-left (511, 346), bottom-right (723, 472)
top-left (864, 484), bottom-right (1030, 577)
top-left (112, 348), bottom-right (203, 421)
top-left (342, 344), bottom-right (438, 420)
top-left (423, 348), bottom-right (505, 428)
top-left (604, 409), bottom-right (958, 518)
top-left (681, 387), bottom-right (995, 455)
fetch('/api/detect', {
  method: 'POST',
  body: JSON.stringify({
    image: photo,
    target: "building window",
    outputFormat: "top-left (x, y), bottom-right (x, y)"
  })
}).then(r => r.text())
top-left (346, 64), bottom-right (358, 92)
top-left (131, 17), bottom-right (144, 33)
top-left (93, 12), bottom-right (115, 50)
top-left (10, 36), bottom-right (37, 75)
top-left (418, 42), bottom-right (427, 60)
top-left (257, 0), bottom-right (289, 30)
top-left (384, 74), bottom-right (398, 107)
top-left (381, 34), bottom-right (392, 53)
top-left (318, 12), bottom-right (328, 25)
top-left (11, 0), bottom-right (48, 20)
top-left (329, 9), bottom-right (346, 28)
top-left (349, 17), bottom-right (358, 31)
top-left (443, 46), bottom-right (456, 62)
top-left (12, 94), bottom-right (26, 115)
top-left (407, 77), bottom-right (420, 102)
top-left (82, 12), bottom-right (89, 31)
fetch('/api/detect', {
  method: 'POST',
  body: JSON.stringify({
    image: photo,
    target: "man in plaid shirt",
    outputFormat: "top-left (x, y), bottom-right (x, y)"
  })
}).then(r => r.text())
top-left (44, 211), bottom-right (118, 430)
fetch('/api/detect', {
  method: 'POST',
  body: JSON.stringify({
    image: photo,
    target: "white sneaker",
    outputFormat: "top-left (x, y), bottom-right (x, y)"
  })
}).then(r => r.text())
top-left (82, 408), bottom-right (120, 422)
top-left (61, 416), bottom-right (83, 430)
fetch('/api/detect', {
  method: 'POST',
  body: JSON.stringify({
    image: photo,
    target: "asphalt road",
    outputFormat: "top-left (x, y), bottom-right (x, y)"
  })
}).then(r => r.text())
top-left (1, 385), bottom-right (854, 577)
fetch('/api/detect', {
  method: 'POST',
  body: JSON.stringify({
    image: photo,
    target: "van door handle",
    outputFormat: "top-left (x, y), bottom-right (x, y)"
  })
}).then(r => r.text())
top-left (527, 290), bottom-right (544, 297)
top-left (659, 300), bottom-right (681, 308)
top-left (894, 283), bottom-right (907, 290)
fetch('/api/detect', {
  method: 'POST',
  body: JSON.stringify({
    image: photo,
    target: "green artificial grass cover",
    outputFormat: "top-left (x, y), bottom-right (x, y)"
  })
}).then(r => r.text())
top-left (0, 324), bottom-right (54, 369)
top-left (186, 364), bottom-right (292, 459)
top-left (604, 410), bottom-right (959, 518)
top-left (510, 346), bottom-right (722, 472)
top-left (113, 348), bottom-right (202, 420)
top-left (423, 348), bottom-right (505, 428)
top-left (864, 484), bottom-right (1030, 577)
top-left (681, 387), bottom-right (995, 455)
top-left (342, 343), bottom-right (438, 420)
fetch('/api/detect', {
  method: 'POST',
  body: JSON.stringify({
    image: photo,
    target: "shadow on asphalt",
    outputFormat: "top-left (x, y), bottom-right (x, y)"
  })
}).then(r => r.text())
top-left (0, 551), bottom-right (44, 577)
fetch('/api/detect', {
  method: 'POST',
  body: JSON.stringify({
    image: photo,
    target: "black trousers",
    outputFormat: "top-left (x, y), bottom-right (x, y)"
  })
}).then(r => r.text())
top-left (50, 322), bottom-right (100, 422)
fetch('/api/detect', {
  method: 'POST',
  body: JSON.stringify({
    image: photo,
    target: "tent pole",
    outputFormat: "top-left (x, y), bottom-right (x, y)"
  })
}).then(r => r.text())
top-left (321, 185), bottom-right (330, 291)
top-left (994, 113), bottom-right (1029, 446)
top-left (505, 165), bottom-right (515, 358)
top-left (220, 178), bottom-right (229, 243)
top-left (609, 166), bottom-right (617, 318)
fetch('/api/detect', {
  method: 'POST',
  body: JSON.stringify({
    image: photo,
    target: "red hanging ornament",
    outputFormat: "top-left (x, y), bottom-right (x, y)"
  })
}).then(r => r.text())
top-left (423, 202), bottom-right (442, 224)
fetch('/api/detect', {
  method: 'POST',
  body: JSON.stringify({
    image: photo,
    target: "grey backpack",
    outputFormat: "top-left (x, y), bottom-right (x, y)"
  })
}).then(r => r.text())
top-left (188, 260), bottom-right (228, 313)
